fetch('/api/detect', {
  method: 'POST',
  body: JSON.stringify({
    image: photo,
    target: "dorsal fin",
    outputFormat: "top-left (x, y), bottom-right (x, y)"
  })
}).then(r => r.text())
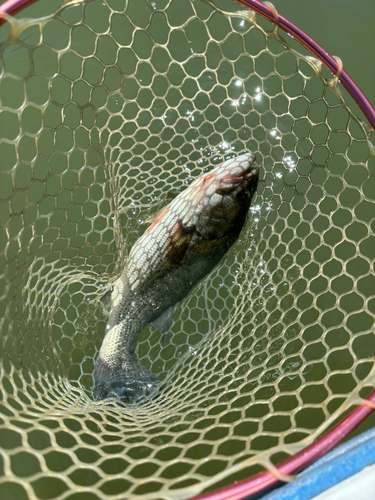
top-left (145, 205), bottom-right (170, 234)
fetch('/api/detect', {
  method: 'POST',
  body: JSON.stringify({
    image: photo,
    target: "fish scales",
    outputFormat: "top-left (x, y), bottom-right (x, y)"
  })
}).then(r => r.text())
top-left (94, 153), bottom-right (259, 402)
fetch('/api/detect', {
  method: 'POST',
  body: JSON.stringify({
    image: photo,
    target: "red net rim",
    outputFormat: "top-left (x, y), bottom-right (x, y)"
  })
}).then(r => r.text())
top-left (0, 0), bottom-right (374, 498)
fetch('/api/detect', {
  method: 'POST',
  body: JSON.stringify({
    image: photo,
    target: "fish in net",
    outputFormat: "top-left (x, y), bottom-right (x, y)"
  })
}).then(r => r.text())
top-left (94, 153), bottom-right (259, 402)
top-left (0, 0), bottom-right (374, 499)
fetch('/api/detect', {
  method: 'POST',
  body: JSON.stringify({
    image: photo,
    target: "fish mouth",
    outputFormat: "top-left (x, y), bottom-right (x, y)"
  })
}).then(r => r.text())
top-left (224, 164), bottom-right (259, 183)
top-left (192, 152), bottom-right (258, 198)
top-left (218, 155), bottom-right (258, 192)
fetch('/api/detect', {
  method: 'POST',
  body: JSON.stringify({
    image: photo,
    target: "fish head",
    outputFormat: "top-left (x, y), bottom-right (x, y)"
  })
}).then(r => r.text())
top-left (191, 152), bottom-right (258, 239)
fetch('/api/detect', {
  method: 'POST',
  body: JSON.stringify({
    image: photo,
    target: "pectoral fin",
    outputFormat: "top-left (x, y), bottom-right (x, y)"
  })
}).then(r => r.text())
top-left (165, 220), bottom-right (195, 265)
top-left (98, 289), bottom-right (112, 315)
top-left (151, 302), bottom-right (180, 339)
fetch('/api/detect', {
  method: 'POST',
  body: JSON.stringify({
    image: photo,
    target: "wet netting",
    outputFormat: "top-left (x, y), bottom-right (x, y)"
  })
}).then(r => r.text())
top-left (0, 0), bottom-right (374, 499)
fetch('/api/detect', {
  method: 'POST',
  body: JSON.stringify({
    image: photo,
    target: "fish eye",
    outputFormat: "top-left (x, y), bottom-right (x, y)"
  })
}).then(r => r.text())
top-left (236, 190), bottom-right (248, 202)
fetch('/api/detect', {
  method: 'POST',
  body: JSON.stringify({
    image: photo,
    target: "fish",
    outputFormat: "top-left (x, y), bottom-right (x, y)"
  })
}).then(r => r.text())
top-left (94, 152), bottom-right (259, 402)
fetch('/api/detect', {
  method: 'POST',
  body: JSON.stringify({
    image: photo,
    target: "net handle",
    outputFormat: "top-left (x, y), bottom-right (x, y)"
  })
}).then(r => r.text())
top-left (232, 0), bottom-right (375, 129)
top-left (1, 0), bottom-right (374, 129)
top-left (190, 388), bottom-right (375, 500)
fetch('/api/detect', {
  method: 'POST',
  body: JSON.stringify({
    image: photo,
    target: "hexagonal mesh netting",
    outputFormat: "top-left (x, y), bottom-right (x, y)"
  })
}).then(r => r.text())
top-left (0, 0), bottom-right (374, 498)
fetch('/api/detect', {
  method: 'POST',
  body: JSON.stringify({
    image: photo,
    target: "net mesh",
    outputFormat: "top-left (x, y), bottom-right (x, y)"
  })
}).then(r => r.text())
top-left (0, 0), bottom-right (374, 498)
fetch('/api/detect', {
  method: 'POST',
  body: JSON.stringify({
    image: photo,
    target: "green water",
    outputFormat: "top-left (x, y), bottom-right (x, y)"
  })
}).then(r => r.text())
top-left (0, 0), bottom-right (374, 498)
top-left (265, 0), bottom-right (375, 440)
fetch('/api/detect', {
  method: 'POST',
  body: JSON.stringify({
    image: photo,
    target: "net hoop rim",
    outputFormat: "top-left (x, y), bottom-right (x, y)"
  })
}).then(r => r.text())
top-left (232, 0), bottom-right (375, 129)
top-left (190, 388), bottom-right (375, 500)
top-left (0, 0), bottom-right (374, 498)
top-left (0, 0), bottom-right (39, 22)
top-left (0, 0), bottom-right (374, 129)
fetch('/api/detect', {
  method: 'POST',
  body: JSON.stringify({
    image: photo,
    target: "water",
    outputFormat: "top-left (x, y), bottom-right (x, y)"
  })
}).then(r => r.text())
top-left (0, 0), bottom-right (374, 498)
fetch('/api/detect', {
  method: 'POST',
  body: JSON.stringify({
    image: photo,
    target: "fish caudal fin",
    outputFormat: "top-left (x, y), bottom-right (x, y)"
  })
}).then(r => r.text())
top-left (94, 356), bottom-right (160, 402)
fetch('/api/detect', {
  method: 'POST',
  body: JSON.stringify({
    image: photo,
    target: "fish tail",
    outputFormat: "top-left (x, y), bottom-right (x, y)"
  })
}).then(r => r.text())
top-left (94, 356), bottom-right (160, 402)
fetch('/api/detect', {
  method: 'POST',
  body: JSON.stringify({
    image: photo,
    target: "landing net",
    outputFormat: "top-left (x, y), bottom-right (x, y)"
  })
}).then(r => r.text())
top-left (0, 0), bottom-right (374, 499)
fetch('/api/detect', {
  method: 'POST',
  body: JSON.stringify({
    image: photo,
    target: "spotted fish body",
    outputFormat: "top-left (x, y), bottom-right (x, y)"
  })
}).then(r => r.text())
top-left (94, 153), bottom-right (259, 401)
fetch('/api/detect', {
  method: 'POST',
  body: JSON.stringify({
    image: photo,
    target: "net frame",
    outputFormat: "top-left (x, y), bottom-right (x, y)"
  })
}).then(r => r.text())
top-left (1, 0), bottom-right (374, 126)
top-left (0, 0), bottom-right (374, 499)
top-left (187, 3), bottom-right (375, 497)
top-left (190, 390), bottom-right (375, 500)
top-left (233, 0), bottom-right (375, 129)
